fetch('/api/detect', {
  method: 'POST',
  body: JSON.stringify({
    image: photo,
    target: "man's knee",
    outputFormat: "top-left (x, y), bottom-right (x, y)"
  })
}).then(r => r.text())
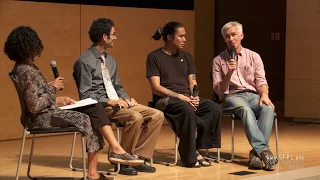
top-left (180, 103), bottom-right (196, 115)
top-left (129, 112), bottom-right (144, 123)
top-left (261, 105), bottom-right (275, 117)
top-left (150, 110), bottom-right (164, 124)
top-left (236, 105), bottom-right (256, 125)
top-left (239, 105), bottom-right (253, 114)
top-left (94, 102), bottom-right (105, 111)
top-left (207, 101), bottom-right (222, 113)
top-left (261, 104), bottom-right (274, 112)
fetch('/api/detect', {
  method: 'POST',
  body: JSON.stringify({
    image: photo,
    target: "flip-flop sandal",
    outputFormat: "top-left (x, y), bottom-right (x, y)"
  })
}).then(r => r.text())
top-left (183, 162), bottom-right (201, 168)
top-left (196, 152), bottom-right (212, 167)
top-left (182, 159), bottom-right (201, 168)
top-left (198, 158), bottom-right (211, 167)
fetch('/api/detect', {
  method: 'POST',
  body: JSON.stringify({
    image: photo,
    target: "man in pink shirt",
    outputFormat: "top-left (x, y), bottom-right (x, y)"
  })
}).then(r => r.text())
top-left (212, 21), bottom-right (278, 171)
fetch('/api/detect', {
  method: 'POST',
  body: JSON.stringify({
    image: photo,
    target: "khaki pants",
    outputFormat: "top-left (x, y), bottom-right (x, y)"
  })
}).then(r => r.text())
top-left (105, 104), bottom-right (164, 159)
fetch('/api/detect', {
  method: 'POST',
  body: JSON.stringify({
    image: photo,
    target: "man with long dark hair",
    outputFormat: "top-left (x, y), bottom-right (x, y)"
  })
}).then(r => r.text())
top-left (146, 21), bottom-right (221, 168)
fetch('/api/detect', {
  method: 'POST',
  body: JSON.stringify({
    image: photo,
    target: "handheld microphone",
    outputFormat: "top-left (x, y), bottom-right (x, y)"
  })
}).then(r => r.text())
top-left (192, 85), bottom-right (199, 97)
top-left (112, 105), bottom-right (121, 111)
top-left (50, 60), bottom-right (60, 79)
top-left (50, 60), bottom-right (63, 90)
top-left (230, 45), bottom-right (236, 60)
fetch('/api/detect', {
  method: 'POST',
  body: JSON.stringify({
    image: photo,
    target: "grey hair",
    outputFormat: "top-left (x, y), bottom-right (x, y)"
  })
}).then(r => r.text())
top-left (221, 21), bottom-right (243, 37)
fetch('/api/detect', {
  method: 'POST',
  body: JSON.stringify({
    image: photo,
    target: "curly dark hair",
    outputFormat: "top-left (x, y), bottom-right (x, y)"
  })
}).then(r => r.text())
top-left (4, 26), bottom-right (43, 63)
top-left (89, 18), bottom-right (114, 44)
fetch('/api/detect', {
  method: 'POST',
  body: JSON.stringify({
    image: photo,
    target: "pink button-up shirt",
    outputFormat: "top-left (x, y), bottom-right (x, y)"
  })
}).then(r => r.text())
top-left (212, 47), bottom-right (268, 100)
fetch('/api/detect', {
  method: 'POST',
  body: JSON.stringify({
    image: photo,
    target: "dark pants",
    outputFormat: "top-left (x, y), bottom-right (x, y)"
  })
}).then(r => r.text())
top-left (162, 97), bottom-right (221, 165)
top-left (75, 102), bottom-right (111, 129)
top-left (49, 103), bottom-right (110, 153)
top-left (51, 102), bottom-right (111, 130)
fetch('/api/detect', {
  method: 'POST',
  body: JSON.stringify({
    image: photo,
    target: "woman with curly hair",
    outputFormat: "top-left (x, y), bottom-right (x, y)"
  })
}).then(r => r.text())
top-left (4, 26), bottom-right (143, 180)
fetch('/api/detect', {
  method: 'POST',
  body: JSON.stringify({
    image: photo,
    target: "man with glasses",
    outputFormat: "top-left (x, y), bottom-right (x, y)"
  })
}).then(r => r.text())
top-left (73, 18), bottom-right (164, 176)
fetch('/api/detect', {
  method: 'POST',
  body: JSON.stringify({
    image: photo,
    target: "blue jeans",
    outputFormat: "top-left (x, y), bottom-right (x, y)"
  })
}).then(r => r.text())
top-left (222, 92), bottom-right (274, 157)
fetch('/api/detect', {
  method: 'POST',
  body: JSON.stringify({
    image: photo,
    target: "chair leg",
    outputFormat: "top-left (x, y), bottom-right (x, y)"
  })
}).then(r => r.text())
top-left (173, 135), bottom-right (178, 166)
top-left (81, 136), bottom-right (87, 180)
top-left (107, 127), bottom-right (120, 174)
top-left (221, 115), bottom-right (278, 163)
top-left (231, 118), bottom-right (235, 161)
top-left (150, 157), bottom-right (154, 166)
top-left (69, 132), bottom-right (77, 170)
top-left (204, 148), bottom-right (220, 163)
top-left (15, 129), bottom-right (28, 180)
top-left (27, 135), bottom-right (36, 179)
top-left (221, 119), bottom-right (235, 162)
top-left (72, 130), bottom-right (120, 175)
top-left (115, 128), bottom-right (120, 173)
top-left (151, 134), bottom-right (178, 166)
top-left (275, 117), bottom-right (279, 159)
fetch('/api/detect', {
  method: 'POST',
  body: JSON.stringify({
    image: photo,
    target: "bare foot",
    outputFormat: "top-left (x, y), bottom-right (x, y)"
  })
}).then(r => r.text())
top-left (112, 146), bottom-right (126, 154)
top-left (87, 172), bottom-right (100, 179)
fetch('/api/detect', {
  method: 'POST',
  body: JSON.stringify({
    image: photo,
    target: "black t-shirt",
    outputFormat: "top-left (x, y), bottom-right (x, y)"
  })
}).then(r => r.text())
top-left (146, 48), bottom-right (197, 101)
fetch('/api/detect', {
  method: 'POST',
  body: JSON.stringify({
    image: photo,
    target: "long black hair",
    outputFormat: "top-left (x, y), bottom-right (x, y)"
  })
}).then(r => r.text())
top-left (152, 21), bottom-right (183, 41)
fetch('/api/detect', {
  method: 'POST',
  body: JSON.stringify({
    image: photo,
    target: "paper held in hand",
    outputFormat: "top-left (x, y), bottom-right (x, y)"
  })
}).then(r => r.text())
top-left (59, 98), bottom-right (98, 110)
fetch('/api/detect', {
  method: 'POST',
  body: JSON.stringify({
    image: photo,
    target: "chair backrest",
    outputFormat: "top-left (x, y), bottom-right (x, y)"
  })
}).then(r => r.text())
top-left (8, 72), bottom-right (29, 128)
top-left (72, 72), bottom-right (81, 99)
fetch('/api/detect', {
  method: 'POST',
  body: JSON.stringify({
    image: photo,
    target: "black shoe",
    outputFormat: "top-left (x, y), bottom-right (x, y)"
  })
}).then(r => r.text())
top-left (132, 162), bottom-right (156, 173)
top-left (116, 165), bottom-right (138, 175)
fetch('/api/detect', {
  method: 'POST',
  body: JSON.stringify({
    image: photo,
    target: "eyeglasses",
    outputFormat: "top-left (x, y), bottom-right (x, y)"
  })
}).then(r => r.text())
top-left (104, 33), bottom-right (116, 37)
top-left (109, 33), bottom-right (116, 37)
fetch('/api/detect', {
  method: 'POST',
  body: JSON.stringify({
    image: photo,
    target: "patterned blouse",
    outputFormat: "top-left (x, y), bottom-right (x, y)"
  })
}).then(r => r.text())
top-left (13, 63), bottom-right (62, 129)
top-left (12, 63), bottom-right (105, 152)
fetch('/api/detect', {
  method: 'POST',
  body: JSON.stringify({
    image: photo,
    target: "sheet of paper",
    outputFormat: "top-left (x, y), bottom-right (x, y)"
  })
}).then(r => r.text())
top-left (59, 98), bottom-right (98, 110)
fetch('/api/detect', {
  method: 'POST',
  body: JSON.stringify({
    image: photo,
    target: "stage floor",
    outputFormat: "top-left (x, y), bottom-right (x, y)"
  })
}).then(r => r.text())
top-left (1, 116), bottom-right (319, 180)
